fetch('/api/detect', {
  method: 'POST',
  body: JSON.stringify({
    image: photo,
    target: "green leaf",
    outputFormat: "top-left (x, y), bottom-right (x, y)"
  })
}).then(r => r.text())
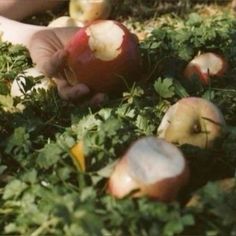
top-left (187, 13), bottom-right (203, 26)
top-left (6, 127), bottom-right (31, 154)
top-left (135, 114), bottom-right (156, 135)
top-left (163, 219), bottom-right (184, 236)
top-left (0, 95), bottom-right (14, 112)
top-left (3, 179), bottom-right (28, 200)
top-left (181, 214), bottom-right (195, 226)
top-left (21, 169), bottom-right (37, 184)
top-left (96, 160), bottom-right (118, 178)
top-left (4, 223), bottom-right (18, 234)
top-left (37, 143), bottom-right (62, 169)
top-left (0, 165), bottom-right (7, 174)
top-left (173, 80), bottom-right (189, 98)
top-left (154, 78), bottom-right (175, 98)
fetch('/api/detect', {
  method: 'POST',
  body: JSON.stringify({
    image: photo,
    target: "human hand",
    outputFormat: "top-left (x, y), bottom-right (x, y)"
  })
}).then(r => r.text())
top-left (232, 0), bottom-right (236, 10)
top-left (28, 27), bottom-right (105, 105)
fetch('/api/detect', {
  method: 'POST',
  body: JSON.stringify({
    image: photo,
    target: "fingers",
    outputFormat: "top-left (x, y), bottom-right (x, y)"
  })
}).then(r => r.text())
top-left (83, 93), bottom-right (107, 107)
top-left (53, 78), bottom-right (90, 101)
top-left (29, 28), bottom-right (77, 78)
top-left (53, 77), bottom-right (106, 107)
top-left (43, 49), bottom-right (69, 77)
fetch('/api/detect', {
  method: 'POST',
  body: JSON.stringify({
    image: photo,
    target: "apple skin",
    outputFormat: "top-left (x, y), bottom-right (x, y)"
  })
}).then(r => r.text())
top-left (69, 0), bottom-right (111, 23)
top-left (65, 20), bottom-right (142, 93)
top-left (108, 137), bottom-right (189, 202)
top-left (184, 52), bottom-right (228, 85)
top-left (157, 97), bottom-right (226, 149)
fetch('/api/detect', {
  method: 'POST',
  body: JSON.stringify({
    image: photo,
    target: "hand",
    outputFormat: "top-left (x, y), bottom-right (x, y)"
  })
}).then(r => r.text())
top-left (28, 27), bottom-right (105, 105)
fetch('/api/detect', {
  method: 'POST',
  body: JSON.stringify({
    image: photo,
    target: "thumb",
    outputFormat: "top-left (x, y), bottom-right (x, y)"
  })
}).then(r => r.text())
top-left (42, 49), bottom-right (69, 78)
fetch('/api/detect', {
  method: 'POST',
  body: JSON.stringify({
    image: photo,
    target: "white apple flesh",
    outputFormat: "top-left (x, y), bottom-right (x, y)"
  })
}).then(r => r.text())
top-left (69, 0), bottom-right (111, 23)
top-left (184, 52), bottom-right (228, 85)
top-left (157, 97), bottom-right (226, 149)
top-left (65, 20), bottom-right (141, 93)
top-left (108, 137), bottom-right (189, 201)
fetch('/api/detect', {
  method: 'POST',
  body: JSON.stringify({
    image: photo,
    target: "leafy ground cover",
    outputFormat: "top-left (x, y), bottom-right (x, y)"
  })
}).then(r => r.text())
top-left (0, 1), bottom-right (236, 235)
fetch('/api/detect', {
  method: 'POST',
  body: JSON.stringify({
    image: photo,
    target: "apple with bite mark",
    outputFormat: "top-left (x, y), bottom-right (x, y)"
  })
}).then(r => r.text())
top-left (69, 0), bottom-right (111, 23)
top-left (157, 97), bottom-right (226, 149)
top-left (108, 137), bottom-right (189, 201)
top-left (65, 20), bottom-right (142, 93)
top-left (184, 52), bottom-right (228, 85)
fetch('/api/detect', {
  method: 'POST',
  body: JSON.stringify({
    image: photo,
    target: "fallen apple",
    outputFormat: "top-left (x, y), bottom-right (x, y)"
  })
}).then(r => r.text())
top-left (11, 68), bottom-right (54, 98)
top-left (108, 137), bottom-right (189, 201)
top-left (65, 20), bottom-right (142, 93)
top-left (48, 16), bottom-right (84, 28)
top-left (157, 97), bottom-right (226, 149)
top-left (69, 0), bottom-right (111, 23)
top-left (184, 52), bottom-right (228, 85)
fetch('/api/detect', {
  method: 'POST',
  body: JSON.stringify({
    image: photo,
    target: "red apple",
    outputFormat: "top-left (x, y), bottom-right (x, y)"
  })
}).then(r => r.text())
top-left (65, 20), bottom-right (142, 93)
top-left (108, 137), bottom-right (189, 201)
top-left (184, 52), bottom-right (228, 85)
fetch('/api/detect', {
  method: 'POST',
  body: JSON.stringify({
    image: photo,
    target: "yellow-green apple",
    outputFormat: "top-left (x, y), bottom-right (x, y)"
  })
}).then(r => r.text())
top-left (108, 137), bottom-right (189, 201)
top-left (184, 52), bottom-right (228, 85)
top-left (157, 97), bottom-right (226, 149)
top-left (69, 0), bottom-right (111, 23)
top-left (65, 20), bottom-right (142, 93)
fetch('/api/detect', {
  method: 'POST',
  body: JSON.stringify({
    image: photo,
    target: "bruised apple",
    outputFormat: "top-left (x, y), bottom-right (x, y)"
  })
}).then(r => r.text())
top-left (65, 20), bottom-right (142, 93)
top-left (69, 0), bottom-right (111, 23)
top-left (184, 52), bottom-right (228, 85)
top-left (157, 97), bottom-right (226, 149)
top-left (108, 137), bottom-right (189, 201)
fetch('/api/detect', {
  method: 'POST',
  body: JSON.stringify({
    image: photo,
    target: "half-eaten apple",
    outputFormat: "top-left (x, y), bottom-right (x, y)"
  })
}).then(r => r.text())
top-left (65, 20), bottom-right (142, 93)
top-left (157, 97), bottom-right (226, 149)
top-left (108, 137), bottom-right (189, 201)
top-left (184, 52), bottom-right (228, 85)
